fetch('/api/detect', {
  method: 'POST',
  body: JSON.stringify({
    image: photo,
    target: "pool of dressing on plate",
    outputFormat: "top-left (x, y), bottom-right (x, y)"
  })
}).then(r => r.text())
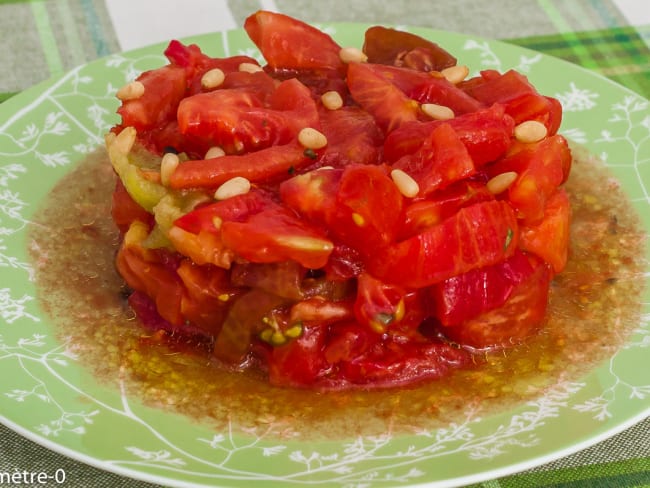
top-left (27, 143), bottom-right (646, 440)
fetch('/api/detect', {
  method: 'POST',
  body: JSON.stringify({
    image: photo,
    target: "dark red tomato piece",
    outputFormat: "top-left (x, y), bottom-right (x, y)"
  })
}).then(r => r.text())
top-left (519, 188), bottom-right (571, 273)
top-left (393, 122), bottom-right (476, 196)
top-left (280, 167), bottom-right (342, 225)
top-left (370, 200), bottom-right (519, 288)
top-left (488, 134), bottom-right (571, 223)
top-left (267, 323), bottom-right (329, 387)
top-left (346, 62), bottom-right (419, 133)
top-left (244, 10), bottom-right (344, 72)
top-left (384, 104), bottom-right (515, 166)
top-left (354, 272), bottom-right (407, 333)
top-left (135, 119), bottom-right (215, 158)
top-left (331, 164), bottom-right (404, 251)
top-left (399, 180), bottom-right (493, 239)
top-left (323, 243), bottom-right (364, 281)
top-left (318, 106), bottom-right (383, 167)
top-left (174, 188), bottom-right (277, 234)
top-left (169, 140), bottom-right (317, 189)
top-left (442, 258), bottom-right (553, 350)
top-left (176, 259), bottom-right (234, 334)
top-left (219, 70), bottom-right (277, 101)
top-left (220, 206), bottom-right (334, 269)
top-left (111, 179), bottom-right (153, 232)
top-left (117, 65), bottom-right (186, 131)
top-left (362, 25), bottom-right (457, 71)
top-left (431, 250), bottom-right (540, 326)
top-left (461, 70), bottom-right (562, 135)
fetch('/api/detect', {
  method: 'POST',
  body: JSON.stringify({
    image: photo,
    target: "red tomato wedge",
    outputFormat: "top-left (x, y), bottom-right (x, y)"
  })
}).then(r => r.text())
top-left (346, 61), bottom-right (420, 133)
top-left (370, 200), bottom-right (519, 288)
top-left (244, 10), bottom-right (345, 72)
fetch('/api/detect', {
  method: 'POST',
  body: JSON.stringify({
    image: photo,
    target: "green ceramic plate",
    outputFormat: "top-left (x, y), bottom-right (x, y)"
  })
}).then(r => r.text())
top-left (0, 24), bottom-right (648, 487)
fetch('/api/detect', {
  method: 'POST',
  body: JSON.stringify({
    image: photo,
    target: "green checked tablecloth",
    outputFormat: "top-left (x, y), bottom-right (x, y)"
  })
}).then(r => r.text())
top-left (0, 0), bottom-right (649, 487)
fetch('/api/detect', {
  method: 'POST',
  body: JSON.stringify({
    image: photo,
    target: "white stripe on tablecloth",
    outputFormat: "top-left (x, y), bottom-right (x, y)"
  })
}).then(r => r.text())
top-left (105, 0), bottom-right (237, 51)
top-left (612, 0), bottom-right (650, 26)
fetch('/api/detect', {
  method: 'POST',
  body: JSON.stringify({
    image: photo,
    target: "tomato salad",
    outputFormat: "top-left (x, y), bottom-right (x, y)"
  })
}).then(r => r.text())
top-left (106, 11), bottom-right (571, 389)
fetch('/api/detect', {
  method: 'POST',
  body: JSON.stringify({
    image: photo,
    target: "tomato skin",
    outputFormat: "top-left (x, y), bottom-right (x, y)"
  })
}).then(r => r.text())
top-left (399, 180), bottom-right (493, 239)
top-left (177, 78), bottom-right (319, 154)
top-left (384, 104), bottom-right (514, 166)
top-left (220, 207), bottom-right (334, 269)
top-left (331, 164), bottom-right (404, 251)
top-left (169, 141), bottom-right (317, 189)
top-left (362, 25), bottom-right (457, 71)
top-left (117, 65), bottom-right (187, 132)
top-left (461, 70), bottom-right (562, 134)
top-left (441, 258), bottom-right (553, 350)
top-left (519, 188), bottom-right (571, 273)
top-left (431, 250), bottom-right (539, 326)
top-left (244, 10), bottom-right (344, 72)
top-left (354, 272), bottom-right (407, 333)
top-left (346, 62), bottom-right (420, 133)
top-left (488, 134), bottom-right (571, 223)
top-left (371, 200), bottom-right (519, 288)
top-left (393, 122), bottom-right (476, 196)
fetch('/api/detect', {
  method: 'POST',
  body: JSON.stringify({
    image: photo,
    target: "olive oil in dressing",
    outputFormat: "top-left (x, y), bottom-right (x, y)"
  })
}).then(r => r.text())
top-left (28, 144), bottom-right (646, 440)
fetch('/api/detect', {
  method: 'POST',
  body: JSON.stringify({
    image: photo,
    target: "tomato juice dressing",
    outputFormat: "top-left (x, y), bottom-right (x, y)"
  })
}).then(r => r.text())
top-left (27, 142), bottom-right (646, 440)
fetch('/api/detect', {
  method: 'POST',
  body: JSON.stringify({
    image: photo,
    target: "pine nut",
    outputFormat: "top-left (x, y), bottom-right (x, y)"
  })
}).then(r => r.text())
top-left (298, 127), bottom-right (328, 150)
top-left (201, 68), bottom-right (225, 90)
top-left (339, 47), bottom-right (368, 63)
top-left (239, 62), bottom-right (263, 73)
top-left (390, 169), bottom-right (420, 198)
top-left (321, 90), bottom-right (344, 110)
top-left (113, 126), bottom-right (136, 154)
top-left (205, 146), bottom-right (226, 159)
top-left (487, 171), bottom-right (518, 194)
top-left (116, 81), bottom-right (145, 101)
top-left (160, 152), bottom-right (180, 186)
top-left (421, 103), bottom-right (455, 120)
top-left (514, 120), bottom-right (548, 143)
top-left (214, 176), bottom-right (251, 200)
top-left (440, 65), bottom-right (470, 84)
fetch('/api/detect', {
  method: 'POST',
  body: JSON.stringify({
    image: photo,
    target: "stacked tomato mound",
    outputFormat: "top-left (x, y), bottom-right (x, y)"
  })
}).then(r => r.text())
top-left (106, 11), bottom-right (571, 389)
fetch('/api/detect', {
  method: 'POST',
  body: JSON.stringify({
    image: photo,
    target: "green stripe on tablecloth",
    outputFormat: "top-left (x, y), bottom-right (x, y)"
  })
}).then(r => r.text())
top-left (29, 0), bottom-right (63, 76)
top-left (506, 25), bottom-right (650, 98)
top-left (474, 456), bottom-right (650, 487)
top-left (0, 92), bottom-right (17, 103)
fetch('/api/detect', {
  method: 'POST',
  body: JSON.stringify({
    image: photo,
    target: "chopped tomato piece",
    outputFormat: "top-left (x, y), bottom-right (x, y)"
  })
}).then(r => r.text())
top-left (371, 200), bottom-right (519, 288)
top-left (441, 258), bottom-right (553, 349)
top-left (117, 65), bottom-right (186, 131)
top-left (346, 62), bottom-right (419, 133)
top-left (244, 10), bottom-right (345, 72)
top-left (392, 122), bottom-right (476, 196)
top-left (519, 188), bottom-right (571, 273)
